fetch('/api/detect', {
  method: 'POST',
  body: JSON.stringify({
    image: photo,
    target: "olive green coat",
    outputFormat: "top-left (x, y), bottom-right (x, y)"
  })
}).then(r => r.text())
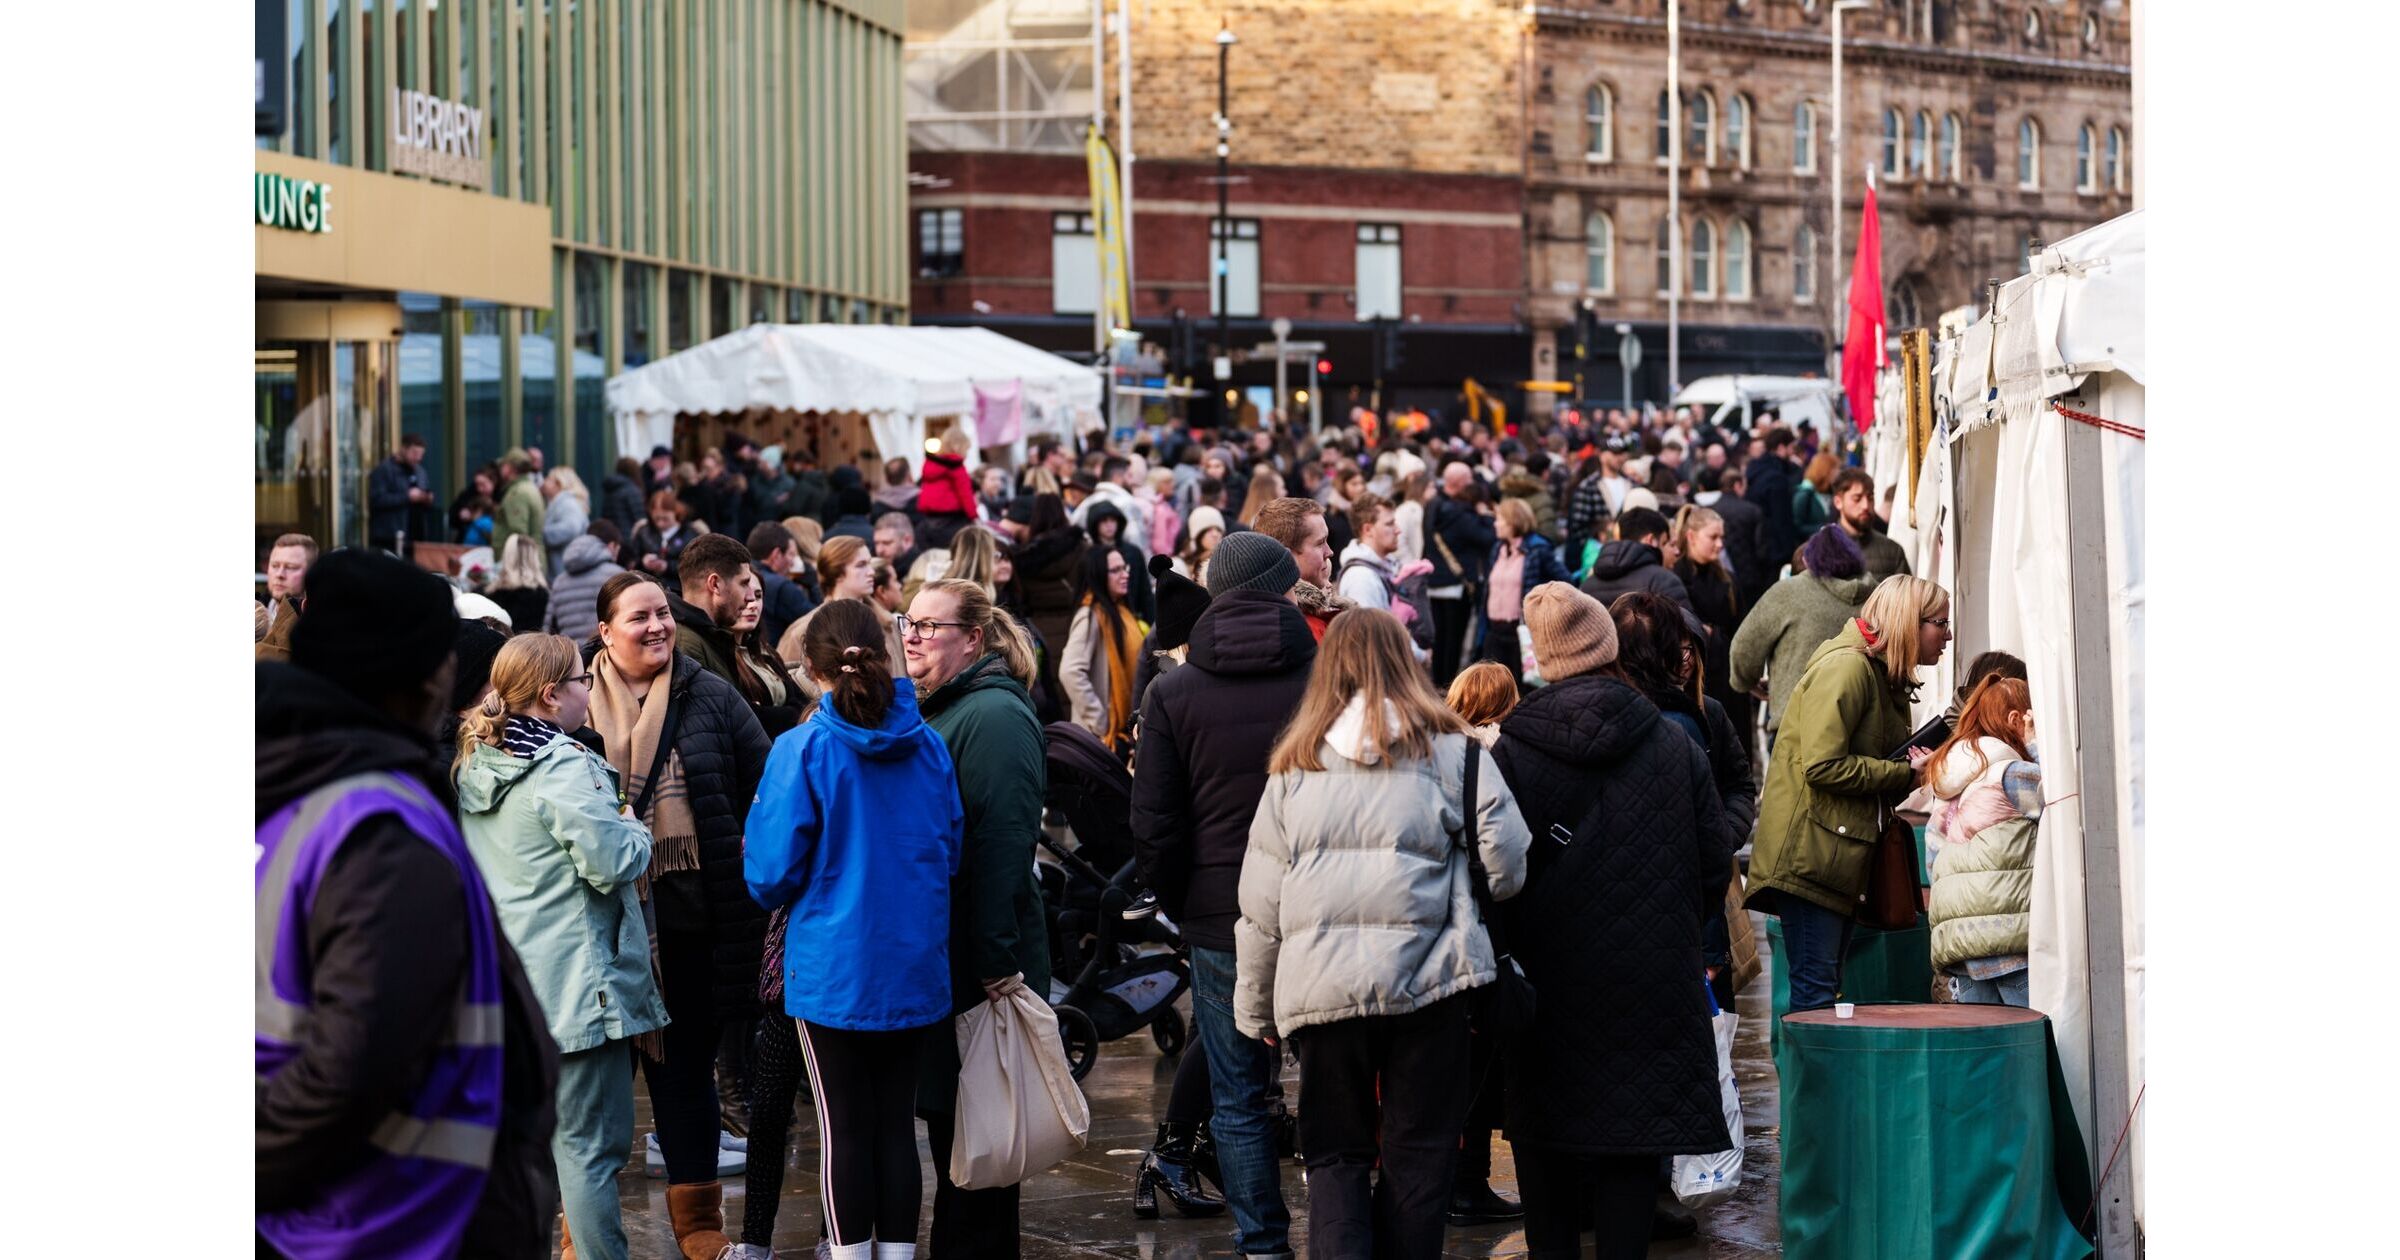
top-left (1743, 620), bottom-right (1916, 917)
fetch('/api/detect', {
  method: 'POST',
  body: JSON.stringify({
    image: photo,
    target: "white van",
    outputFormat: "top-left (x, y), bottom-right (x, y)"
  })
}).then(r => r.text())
top-left (1672, 375), bottom-right (1843, 438)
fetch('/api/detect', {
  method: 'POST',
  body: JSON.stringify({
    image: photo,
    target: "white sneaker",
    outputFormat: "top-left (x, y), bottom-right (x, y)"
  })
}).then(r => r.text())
top-left (720, 1129), bottom-right (749, 1154)
top-left (721, 1246), bottom-right (775, 1260)
top-left (645, 1131), bottom-right (748, 1178)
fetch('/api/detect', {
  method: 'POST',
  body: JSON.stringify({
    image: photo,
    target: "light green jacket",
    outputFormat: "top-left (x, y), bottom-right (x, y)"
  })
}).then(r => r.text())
top-left (457, 731), bottom-right (668, 1055)
top-left (493, 477), bottom-right (548, 569)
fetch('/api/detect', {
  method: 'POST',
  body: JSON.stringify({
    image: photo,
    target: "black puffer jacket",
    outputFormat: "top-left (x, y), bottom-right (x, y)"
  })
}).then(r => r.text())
top-left (577, 647), bottom-right (773, 1016)
top-left (1580, 540), bottom-right (1694, 612)
top-left (1490, 672), bottom-right (1734, 1155)
top-left (1129, 589), bottom-right (1316, 951)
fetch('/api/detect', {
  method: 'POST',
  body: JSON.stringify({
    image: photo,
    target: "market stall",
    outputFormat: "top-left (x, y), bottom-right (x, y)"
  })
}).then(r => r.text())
top-left (1894, 210), bottom-right (2145, 1246)
top-left (604, 323), bottom-right (1105, 471)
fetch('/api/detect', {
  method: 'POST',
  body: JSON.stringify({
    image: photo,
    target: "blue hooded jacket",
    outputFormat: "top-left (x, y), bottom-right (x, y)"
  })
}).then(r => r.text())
top-left (744, 677), bottom-right (965, 1030)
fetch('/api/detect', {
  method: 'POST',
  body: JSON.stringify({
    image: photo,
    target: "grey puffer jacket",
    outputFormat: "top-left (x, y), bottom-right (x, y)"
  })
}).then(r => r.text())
top-left (1234, 715), bottom-right (1529, 1040)
top-left (543, 534), bottom-right (623, 643)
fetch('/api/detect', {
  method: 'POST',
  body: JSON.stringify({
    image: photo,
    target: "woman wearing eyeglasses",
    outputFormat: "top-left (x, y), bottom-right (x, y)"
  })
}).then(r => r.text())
top-left (899, 578), bottom-right (1054, 1256)
top-left (453, 634), bottom-right (667, 1260)
top-left (1060, 546), bottom-right (1144, 753)
top-left (1745, 574), bottom-right (1954, 1014)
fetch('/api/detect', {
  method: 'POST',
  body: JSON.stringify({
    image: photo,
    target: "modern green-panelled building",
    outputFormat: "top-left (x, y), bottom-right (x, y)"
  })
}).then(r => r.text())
top-left (255, 0), bottom-right (908, 560)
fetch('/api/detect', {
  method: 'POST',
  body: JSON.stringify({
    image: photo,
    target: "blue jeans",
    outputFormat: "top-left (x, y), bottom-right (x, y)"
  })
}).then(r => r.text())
top-left (1774, 894), bottom-right (1854, 1014)
top-left (1190, 946), bottom-right (1293, 1256)
top-left (1947, 969), bottom-right (2031, 1007)
top-left (553, 1039), bottom-right (636, 1260)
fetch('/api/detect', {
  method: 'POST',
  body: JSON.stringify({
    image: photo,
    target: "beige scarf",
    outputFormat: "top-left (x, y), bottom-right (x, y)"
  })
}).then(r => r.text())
top-left (589, 651), bottom-right (703, 883)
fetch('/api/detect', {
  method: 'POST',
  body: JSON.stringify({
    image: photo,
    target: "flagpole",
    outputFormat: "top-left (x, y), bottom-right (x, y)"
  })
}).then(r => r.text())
top-left (1667, 0), bottom-right (1680, 400)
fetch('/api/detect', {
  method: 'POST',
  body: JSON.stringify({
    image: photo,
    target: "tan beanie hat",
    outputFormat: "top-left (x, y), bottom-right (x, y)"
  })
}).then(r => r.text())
top-left (1523, 582), bottom-right (1618, 681)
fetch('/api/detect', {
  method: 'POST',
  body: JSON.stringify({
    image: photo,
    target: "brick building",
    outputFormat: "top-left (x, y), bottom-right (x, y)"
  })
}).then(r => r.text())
top-left (1526, 0), bottom-right (2135, 413)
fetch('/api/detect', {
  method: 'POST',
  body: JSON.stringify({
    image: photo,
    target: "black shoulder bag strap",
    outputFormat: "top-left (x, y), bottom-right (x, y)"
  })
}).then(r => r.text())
top-left (1451, 736), bottom-right (1497, 910)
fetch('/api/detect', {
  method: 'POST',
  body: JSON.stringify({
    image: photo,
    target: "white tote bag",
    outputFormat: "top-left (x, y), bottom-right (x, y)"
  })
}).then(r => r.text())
top-left (947, 977), bottom-right (1091, 1190)
top-left (1671, 1003), bottom-right (1745, 1208)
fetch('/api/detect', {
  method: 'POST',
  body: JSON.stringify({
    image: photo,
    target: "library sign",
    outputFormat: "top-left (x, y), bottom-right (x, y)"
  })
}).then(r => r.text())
top-left (256, 173), bottom-right (332, 234)
top-left (390, 88), bottom-right (489, 189)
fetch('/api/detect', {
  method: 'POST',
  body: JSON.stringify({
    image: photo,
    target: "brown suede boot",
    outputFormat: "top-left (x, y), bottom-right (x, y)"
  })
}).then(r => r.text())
top-left (558, 1218), bottom-right (576, 1260)
top-left (666, 1182), bottom-right (732, 1260)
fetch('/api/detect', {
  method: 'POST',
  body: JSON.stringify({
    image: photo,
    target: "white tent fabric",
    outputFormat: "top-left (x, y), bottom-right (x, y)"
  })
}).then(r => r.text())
top-left (604, 324), bottom-right (1104, 464)
top-left (1914, 210), bottom-right (2144, 1223)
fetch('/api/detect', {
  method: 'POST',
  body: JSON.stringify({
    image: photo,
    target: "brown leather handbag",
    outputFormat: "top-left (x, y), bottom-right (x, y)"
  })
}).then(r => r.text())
top-left (1859, 810), bottom-right (1923, 931)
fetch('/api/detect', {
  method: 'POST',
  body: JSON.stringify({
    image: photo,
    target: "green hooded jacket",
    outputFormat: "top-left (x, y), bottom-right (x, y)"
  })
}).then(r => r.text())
top-left (494, 476), bottom-right (548, 569)
top-left (1743, 619), bottom-right (1917, 917)
top-left (916, 651), bottom-right (1054, 1113)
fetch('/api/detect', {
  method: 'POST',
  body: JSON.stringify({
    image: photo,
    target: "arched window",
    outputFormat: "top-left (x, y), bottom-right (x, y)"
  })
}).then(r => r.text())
top-left (1727, 94), bottom-right (1753, 169)
top-left (1911, 111), bottom-right (1931, 177)
top-left (1655, 217), bottom-right (1677, 296)
top-left (1691, 219), bottom-right (1715, 299)
top-left (1795, 224), bottom-right (1818, 304)
top-left (1881, 107), bottom-right (1903, 179)
top-left (1585, 211), bottom-right (1614, 293)
top-left (2076, 123), bottom-right (2097, 191)
top-left (1689, 90), bottom-right (1715, 164)
top-left (1794, 100), bottom-right (1818, 173)
top-left (2108, 126), bottom-right (2127, 192)
top-left (1656, 90), bottom-right (1674, 163)
top-left (2017, 118), bottom-right (2041, 189)
top-left (1725, 220), bottom-right (1752, 301)
top-left (1941, 113), bottom-right (1962, 181)
top-left (1585, 85), bottom-right (1613, 162)
top-left (2024, 8), bottom-right (2042, 43)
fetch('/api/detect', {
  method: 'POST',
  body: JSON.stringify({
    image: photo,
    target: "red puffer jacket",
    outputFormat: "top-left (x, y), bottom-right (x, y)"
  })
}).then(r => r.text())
top-left (918, 452), bottom-right (977, 517)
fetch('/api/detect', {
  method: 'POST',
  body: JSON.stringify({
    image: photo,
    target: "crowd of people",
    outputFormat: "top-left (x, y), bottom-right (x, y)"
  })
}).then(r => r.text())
top-left (257, 398), bottom-right (2048, 1260)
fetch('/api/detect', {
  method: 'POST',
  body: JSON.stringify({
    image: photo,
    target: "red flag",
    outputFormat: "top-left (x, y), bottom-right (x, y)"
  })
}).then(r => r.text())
top-left (1841, 179), bottom-right (1885, 434)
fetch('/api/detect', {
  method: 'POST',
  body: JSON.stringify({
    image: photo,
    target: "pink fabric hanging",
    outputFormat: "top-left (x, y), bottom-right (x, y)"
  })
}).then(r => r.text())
top-left (975, 382), bottom-right (1024, 448)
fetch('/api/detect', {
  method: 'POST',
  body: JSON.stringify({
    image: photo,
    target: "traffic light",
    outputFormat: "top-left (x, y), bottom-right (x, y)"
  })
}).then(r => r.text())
top-left (1381, 320), bottom-right (1406, 376)
top-left (1316, 358), bottom-right (1333, 375)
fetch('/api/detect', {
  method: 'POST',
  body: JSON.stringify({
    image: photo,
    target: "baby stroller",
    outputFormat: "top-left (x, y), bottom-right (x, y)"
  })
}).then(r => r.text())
top-left (1040, 722), bottom-right (1191, 1080)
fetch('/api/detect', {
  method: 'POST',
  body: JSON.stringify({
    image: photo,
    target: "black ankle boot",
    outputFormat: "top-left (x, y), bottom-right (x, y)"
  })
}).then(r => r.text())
top-left (1189, 1118), bottom-right (1224, 1193)
top-left (1445, 1181), bottom-right (1524, 1226)
top-left (1134, 1123), bottom-right (1226, 1219)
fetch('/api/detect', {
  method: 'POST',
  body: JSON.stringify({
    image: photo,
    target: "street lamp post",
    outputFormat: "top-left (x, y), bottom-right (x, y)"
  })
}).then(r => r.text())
top-left (1214, 20), bottom-right (1236, 423)
top-left (1666, 0), bottom-right (1680, 401)
top-left (1831, 0), bottom-right (1870, 374)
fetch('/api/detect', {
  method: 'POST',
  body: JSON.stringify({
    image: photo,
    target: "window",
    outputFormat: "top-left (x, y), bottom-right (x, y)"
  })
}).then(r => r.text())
top-left (2085, 13), bottom-right (2101, 47)
top-left (1212, 218), bottom-right (1262, 319)
top-left (916, 208), bottom-right (963, 278)
top-left (1725, 220), bottom-right (1752, 301)
top-left (2017, 118), bottom-right (2041, 189)
top-left (1690, 219), bottom-right (1715, 299)
top-left (2108, 126), bottom-right (2128, 192)
top-left (2024, 8), bottom-right (2041, 42)
top-left (1881, 108), bottom-right (1903, 179)
top-left (1655, 90), bottom-right (1674, 162)
top-left (1727, 94), bottom-right (1752, 169)
top-left (1941, 113), bottom-right (1962, 181)
top-left (1051, 212), bottom-right (1098, 315)
top-left (1655, 218), bottom-right (1677, 296)
top-left (1585, 85), bottom-right (1613, 162)
top-left (1795, 225), bottom-right (1817, 304)
top-left (1689, 90), bottom-right (1714, 164)
top-left (1355, 223), bottom-right (1402, 320)
top-left (1912, 111), bottom-right (1931, 177)
top-left (2076, 124), bottom-right (2098, 192)
top-left (1794, 101), bottom-right (1818, 173)
top-left (1585, 212), bottom-right (1614, 293)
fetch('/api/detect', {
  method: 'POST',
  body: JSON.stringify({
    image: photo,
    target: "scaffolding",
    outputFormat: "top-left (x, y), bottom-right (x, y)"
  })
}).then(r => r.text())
top-left (905, 0), bottom-right (1098, 154)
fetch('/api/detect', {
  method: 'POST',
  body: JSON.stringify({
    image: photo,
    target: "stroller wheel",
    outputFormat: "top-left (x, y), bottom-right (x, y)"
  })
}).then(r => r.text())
top-left (1056, 1005), bottom-right (1101, 1081)
top-left (1150, 1004), bottom-right (1187, 1058)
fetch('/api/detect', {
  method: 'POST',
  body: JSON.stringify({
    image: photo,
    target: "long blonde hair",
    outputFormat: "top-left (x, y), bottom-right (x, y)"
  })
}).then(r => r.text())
top-left (782, 516), bottom-right (824, 567)
top-left (1671, 504), bottom-right (1733, 598)
top-left (919, 577), bottom-right (1038, 685)
top-left (453, 634), bottom-right (580, 772)
top-left (1269, 610), bottom-right (1466, 773)
top-left (543, 467), bottom-right (591, 510)
top-left (1237, 465), bottom-right (1285, 528)
top-left (945, 525), bottom-right (1000, 593)
top-left (1857, 574), bottom-right (1949, 692)
top-left (493, 533), bottom-right (549, 591)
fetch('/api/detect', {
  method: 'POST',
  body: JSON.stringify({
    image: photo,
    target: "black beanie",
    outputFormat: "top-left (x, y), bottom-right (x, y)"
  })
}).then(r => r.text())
top-left (1149, 553), bottom-right (1211, 652)
top-left (290, 549), bottom-right (461, 703)
top-left (448, 620), bottom-right (511, 713)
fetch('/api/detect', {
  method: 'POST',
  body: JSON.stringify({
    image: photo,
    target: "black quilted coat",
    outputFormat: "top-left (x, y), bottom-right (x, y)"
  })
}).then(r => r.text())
top-left (1489, 671), bottom-right (1736, 1155)
top-left (580, 646), bottom-right (773, 1017)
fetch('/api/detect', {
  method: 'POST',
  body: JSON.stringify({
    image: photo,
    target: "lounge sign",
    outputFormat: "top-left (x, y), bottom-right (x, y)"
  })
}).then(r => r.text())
top-left (390, 88), bottom-right (488, 189)
top-left (256, 173), bottom-right (333, 233)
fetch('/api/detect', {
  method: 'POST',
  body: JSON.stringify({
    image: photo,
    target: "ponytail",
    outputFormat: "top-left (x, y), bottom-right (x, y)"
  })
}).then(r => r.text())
top-left (804, 598), bottom-right (894, 730)
top-left (453, 689), bottom-right (508, 774)
top-left (453, 633), bottom-right (580, 773)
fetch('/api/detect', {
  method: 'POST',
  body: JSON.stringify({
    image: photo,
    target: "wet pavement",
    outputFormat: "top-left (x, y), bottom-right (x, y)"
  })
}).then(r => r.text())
top-left (607, 914), bottom-right (1784, 1258)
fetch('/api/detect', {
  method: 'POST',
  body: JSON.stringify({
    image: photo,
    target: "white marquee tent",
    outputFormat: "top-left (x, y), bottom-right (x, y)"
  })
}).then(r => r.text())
top-left (1873, 209), bottom-right (2144, 1244)
top-left (605, 323), bottom-right (1104, 466)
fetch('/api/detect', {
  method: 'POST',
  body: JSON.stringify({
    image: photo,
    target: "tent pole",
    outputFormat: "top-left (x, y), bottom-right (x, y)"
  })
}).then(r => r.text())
top-left (2063, 407), bottom-right (2138, 1256)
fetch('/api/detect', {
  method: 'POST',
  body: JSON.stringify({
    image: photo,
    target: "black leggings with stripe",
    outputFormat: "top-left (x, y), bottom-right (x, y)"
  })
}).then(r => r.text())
top-left (798, 1020), bottom-right (931, 1247)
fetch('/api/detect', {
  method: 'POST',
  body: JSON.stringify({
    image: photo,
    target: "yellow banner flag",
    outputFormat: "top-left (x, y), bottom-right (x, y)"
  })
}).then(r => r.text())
top-left (1086, 125), bottom-right (1132, 333)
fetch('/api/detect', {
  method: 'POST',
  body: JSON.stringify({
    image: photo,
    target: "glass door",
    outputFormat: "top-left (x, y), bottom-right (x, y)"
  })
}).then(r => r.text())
top-left (255, 336), bottom-right (398, 565)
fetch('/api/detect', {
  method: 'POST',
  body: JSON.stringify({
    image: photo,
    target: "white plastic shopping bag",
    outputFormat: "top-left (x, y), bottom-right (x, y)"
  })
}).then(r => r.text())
top-left (1671, 993), bottom-right (1744, 1208)
top-left (948, 976), bottom-right (1091, 1190)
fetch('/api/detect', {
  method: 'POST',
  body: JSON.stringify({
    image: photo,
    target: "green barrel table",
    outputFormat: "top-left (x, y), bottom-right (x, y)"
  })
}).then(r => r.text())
top-left (1779, 1004), bottom-right (2095, 1260)
top-left (1766, 914), bottom-right (1934, 1058)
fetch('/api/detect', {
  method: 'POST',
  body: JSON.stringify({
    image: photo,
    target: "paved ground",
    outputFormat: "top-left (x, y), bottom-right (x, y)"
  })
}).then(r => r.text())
top-left (610, 915), bottom-right (1783, 1258)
